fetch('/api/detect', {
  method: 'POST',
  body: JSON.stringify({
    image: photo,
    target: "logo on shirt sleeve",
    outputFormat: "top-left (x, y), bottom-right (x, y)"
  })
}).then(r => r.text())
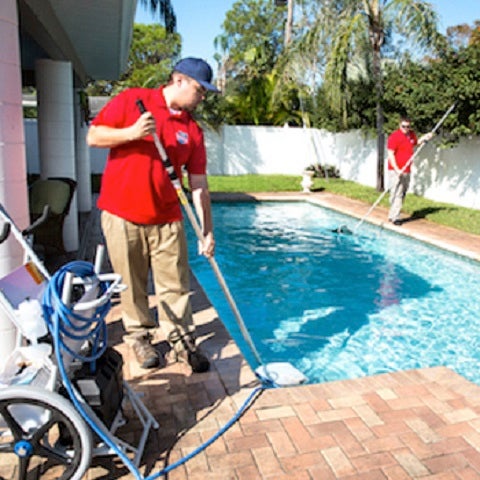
top-left (176, 131), bottom-right (189, 145)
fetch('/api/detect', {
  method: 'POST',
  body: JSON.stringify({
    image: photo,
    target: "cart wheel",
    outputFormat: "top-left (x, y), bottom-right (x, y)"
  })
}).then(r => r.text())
top-left (0, 386), bottom-right (92, 480)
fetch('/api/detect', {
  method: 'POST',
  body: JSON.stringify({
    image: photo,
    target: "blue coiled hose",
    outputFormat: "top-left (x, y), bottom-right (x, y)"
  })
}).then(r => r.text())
top-left (42, 260), bottom-right (108, 367)
top-left (41, 260), bottom-right (265, 479)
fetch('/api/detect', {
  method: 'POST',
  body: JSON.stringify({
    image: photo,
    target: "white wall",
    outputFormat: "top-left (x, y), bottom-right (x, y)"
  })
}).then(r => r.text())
top-left (205, 126), bottom-right (377, 179)
top-left (204, 126), bottom-right (480, 210)
top-left (412, 137), bottom-right (480, 209)
top-left (25, 120), bottom-right (480, 210)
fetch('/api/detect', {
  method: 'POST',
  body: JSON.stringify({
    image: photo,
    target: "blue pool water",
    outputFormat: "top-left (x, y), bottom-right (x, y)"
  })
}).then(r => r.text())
top-left (187, 201), bottom-right (480, 385)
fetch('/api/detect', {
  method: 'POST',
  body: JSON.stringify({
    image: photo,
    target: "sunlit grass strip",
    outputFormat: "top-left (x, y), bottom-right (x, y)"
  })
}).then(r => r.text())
top-left (207, 175), bottom-right (480, 236)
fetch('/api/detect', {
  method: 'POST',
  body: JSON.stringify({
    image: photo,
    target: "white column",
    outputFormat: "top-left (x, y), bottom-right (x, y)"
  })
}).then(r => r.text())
top-left (0, 0), bottom-right (28, 367)
top-left (74, 89), bottom-right (92, 212)
top-left (36, 59), bottom-right (79, 251)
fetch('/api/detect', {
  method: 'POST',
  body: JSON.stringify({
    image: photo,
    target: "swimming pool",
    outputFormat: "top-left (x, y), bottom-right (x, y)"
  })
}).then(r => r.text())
top-left (187, 201), bottom-right (480, 385)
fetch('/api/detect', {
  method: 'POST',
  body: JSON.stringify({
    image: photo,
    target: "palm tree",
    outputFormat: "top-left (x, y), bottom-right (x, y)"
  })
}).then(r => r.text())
top-left (298, 0), bottom-right (439, 190)
top-left (139, 0), bottom-right (176, 33)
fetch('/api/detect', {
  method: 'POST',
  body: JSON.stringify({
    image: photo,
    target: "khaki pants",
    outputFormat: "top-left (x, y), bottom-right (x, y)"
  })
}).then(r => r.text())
top-left (101, 211), bottom-right (195, 343)
top-left (388, 171), bottom-right (410, 221)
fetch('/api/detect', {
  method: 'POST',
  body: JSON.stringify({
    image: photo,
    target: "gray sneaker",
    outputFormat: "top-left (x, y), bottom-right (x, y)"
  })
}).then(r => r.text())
top-left (132, 333), bottom-right (159, 369)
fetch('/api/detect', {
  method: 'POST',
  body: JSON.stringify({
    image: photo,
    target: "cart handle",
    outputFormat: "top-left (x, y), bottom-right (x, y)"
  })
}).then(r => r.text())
top-left (71, 273), bottom-right (125, 312)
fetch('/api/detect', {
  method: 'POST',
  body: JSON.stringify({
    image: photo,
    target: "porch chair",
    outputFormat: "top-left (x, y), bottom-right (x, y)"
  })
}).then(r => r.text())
top-left (28, 177), bottom-right (77, 253)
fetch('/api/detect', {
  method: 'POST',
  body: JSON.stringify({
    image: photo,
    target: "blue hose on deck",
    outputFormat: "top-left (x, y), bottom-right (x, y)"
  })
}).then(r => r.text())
top-left (41, 260), bottom-right (265, 479)
top-left (144, 385), bottom-right (264, 480)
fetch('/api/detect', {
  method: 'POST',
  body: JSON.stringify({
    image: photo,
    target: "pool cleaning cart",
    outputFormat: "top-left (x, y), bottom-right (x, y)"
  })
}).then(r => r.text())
top-left (0, 203), bottom-right (158, 480)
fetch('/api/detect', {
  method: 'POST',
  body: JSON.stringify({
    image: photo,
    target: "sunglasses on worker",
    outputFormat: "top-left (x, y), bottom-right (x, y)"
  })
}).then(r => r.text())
top-left (186, 78), bottom-right (206, 96)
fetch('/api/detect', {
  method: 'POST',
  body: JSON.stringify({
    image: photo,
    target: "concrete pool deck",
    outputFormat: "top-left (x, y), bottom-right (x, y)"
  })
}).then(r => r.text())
top-left (8, 191), bottom-right (480, 479)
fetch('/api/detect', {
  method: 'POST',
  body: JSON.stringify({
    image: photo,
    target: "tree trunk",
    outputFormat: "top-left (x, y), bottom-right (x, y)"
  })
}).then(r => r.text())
top-left (372, 41), bottom-right (384, 191)
top-left (376, 100), bottom-right (385, 192)
top-left (285, 0), bottom-right (294, 46)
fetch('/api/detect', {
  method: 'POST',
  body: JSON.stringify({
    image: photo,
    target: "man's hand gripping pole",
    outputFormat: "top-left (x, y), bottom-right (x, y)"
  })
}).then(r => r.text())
top-left (135, 99), bottom-right (188, 206)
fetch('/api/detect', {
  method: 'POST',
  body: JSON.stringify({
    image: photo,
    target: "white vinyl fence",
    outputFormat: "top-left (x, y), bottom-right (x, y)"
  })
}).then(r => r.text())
top-left (25, 120), bottom-right (480, 210)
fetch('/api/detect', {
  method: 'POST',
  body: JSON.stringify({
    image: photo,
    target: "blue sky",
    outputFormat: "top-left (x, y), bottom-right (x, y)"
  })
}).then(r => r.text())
top-left (135, 0), bottom-right (480, 69)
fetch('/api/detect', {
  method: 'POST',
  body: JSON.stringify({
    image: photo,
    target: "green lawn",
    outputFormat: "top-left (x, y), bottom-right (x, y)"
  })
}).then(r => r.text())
top-left (207, 174), bottom-right (480, 236)
top-left (91, 173), bottom-right (479, 235)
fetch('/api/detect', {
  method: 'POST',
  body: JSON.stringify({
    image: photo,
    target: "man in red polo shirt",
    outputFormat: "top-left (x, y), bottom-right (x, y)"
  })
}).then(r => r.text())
top-left (87, 58), bottom-right (219, 372)
top-left (387, 116), bottom-right (432, 225)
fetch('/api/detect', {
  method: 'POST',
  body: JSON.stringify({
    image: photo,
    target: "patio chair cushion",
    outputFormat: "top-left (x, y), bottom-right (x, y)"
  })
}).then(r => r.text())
top-left (29, 177), bottom-right (76, 252)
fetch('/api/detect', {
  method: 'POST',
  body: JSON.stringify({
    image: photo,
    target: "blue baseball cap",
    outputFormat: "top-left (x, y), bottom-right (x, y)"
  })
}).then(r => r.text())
top-left (173, 57), bottom-right (220, 93)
